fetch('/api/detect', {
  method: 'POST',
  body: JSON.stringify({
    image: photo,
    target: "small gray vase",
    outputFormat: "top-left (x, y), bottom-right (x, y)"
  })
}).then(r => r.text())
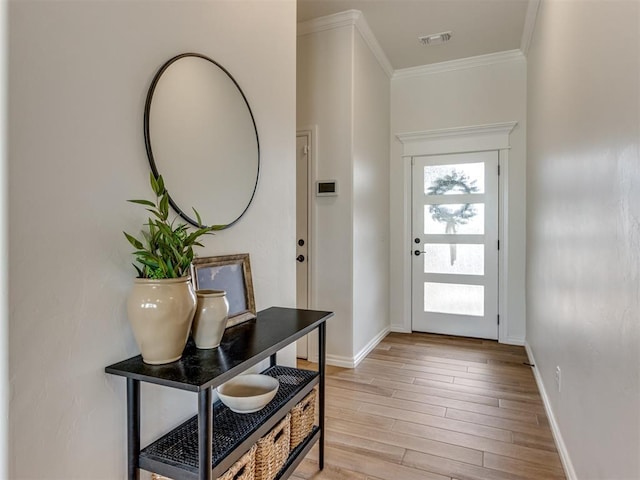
top-left (192, 290), bottom-right (230, 349)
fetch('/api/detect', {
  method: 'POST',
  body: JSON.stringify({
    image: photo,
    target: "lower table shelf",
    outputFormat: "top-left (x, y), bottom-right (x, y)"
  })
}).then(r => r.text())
top-left (140, 366), bottom-right (319, 480)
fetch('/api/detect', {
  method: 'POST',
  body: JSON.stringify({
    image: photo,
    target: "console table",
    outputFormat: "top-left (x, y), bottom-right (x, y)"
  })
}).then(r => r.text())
top-left (105, 307), bottom-right (332, 480)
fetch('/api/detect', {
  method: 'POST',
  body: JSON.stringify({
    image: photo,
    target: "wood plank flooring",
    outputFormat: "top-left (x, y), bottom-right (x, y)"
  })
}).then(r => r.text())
top-left (292, 332), bottom-right (565, 480)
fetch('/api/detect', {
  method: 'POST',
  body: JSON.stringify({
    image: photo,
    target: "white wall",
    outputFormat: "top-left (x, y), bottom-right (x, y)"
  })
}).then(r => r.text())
top-left (526, 1), bottom-right (640, 478)
top-left (8, 1), bottom-right (296, 478)
top-left (297, 16), bottom-right (390, 366)
top-left (390, 58), bottom-right (527, 343)
top-left (352, 32), bottom-right (390, 356)
top-left (297, 25), bottom-right (355, 362)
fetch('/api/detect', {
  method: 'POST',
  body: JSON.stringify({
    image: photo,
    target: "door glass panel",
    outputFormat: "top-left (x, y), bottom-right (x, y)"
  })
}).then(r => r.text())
top-left (424, 283), bottom-right (484, 316)
top-left (424, 204), bottom-right (484, 234)
top-left (424, 162), bottom-right (485, 195)
top-left (423, 244), bottom-right (484, 275)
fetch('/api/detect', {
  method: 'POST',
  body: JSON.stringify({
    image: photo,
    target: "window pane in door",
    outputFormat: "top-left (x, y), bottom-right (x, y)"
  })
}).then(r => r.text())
top-left (424, 204), bottom-right (484, 234)
top-left (423, 244), bottom-right (484, 275)
top-left (424, 282), bottom-right (484, 316)
top-left (424, 162), bottom-right (485, 195)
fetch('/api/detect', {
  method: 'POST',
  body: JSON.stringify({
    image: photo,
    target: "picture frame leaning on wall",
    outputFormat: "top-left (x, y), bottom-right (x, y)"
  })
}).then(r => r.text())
top-left (191, 253), bottom-right (256, 328)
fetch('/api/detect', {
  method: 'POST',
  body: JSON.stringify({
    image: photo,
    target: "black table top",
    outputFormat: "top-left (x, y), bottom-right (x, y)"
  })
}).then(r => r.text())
top-left (105, 307), bottom-right (333, 392)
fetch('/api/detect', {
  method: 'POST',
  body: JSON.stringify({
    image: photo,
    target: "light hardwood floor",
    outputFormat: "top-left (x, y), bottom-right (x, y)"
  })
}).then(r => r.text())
top-left (292, 332), bottom-right (565, 480)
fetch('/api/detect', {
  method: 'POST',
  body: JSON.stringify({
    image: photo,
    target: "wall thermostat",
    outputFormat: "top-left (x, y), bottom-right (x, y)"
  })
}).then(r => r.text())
top-left (316, 180), bottom-right (338, 196)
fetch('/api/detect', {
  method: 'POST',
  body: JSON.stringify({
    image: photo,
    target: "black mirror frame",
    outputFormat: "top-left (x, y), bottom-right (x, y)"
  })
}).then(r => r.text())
top-left (143, 52), bottom-right (260, 229)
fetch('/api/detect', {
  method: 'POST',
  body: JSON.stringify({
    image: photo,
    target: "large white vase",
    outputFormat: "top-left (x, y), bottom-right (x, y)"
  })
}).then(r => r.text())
top-left (192, 290), bottom-right (230, 349)
top-left (126, 276), bottom-right (197, 364)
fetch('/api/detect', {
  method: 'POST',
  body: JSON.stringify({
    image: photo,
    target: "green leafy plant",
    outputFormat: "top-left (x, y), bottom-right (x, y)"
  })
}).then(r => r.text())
top-left (124, 173), bottom-right (219, 279)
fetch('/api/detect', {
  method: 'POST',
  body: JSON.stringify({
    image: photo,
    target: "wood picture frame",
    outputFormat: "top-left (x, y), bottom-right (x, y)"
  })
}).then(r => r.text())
top-left (191, 253), bottom-right (256, 328)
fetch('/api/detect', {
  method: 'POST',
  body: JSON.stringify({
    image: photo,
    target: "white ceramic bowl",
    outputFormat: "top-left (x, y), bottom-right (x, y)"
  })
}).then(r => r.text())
top-left (216, 374), bottom-right (279, 413)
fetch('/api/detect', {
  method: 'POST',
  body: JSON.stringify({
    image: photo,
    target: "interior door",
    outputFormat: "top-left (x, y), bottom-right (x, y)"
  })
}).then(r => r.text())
top-left (296, 133), bottom-right (310, 358)
top-left (411, 151), bottom-right (499, 339)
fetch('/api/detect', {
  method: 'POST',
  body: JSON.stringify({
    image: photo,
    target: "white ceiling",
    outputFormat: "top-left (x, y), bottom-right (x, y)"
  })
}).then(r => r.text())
top-left (297, 0), bottom-right (530, 70)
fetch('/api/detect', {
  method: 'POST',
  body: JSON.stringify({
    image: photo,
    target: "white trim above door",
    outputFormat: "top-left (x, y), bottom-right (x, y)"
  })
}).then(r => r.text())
top-left (395, 122), bottom-right (517, 343)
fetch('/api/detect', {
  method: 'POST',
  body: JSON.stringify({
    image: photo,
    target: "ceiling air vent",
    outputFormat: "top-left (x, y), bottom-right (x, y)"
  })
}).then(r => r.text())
top-left (419, 31), bottom-right (452, 46)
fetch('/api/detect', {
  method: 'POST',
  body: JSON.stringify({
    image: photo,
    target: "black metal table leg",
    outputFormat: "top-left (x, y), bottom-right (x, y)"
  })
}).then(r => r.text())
top-left (318, 322), bottom-right (326, 470)
top-left (270, 353), bottom-right (277, 367)
top-left (198, 387), bottom-right (214, 480)
top-left (127, 378), bottom-right (140, 480)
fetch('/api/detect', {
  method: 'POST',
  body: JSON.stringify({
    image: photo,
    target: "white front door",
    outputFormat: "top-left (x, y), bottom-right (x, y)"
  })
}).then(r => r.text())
top-left (411, 151), bottom-right (499, 339)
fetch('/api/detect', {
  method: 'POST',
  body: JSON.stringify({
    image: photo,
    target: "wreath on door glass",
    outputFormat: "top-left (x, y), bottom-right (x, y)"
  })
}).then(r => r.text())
top-left (427, 170), bottom-right (479, 265)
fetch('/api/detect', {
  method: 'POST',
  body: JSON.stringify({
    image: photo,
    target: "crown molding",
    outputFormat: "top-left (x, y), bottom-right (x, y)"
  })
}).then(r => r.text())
top-left (353, 12), bottom-right (394, 77)
top-left (396, 122), bottom-right (518, 144)
top-left (297, 9), bottom-right (359, 36)
top-left (393, 49), bottom-right (524, 79)
top-left (297, 9), bottom-right (394, 78)
top-left (520, 0), bottom-right (541, 56)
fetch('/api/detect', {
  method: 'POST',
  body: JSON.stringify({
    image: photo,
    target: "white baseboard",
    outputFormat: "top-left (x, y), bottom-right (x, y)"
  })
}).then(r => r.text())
top-left (325, 327), bottom-right (390, 369)
top-left (504, 335), bottom-right (525, 346)
top-left (390, 324), bottom-right (411, 333)
top-left (524, 342), bottom-right (578, 480)
top-left (353, 327), bottom-right (390, 367)
top-left (325, 354), bottom-right (355, 369)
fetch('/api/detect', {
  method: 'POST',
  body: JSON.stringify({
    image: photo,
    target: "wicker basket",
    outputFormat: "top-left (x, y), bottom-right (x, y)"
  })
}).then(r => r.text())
top-left (218, 444), bottom-right (256, 480)
top-left (254, 414), bottom-right (291, 480)
top-left (289, 389), bottom-right (316, 450)
top-left (151, 444), bottom-right (256, 480)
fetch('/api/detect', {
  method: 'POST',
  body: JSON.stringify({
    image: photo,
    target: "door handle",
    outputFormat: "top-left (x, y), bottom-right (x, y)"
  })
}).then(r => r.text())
top-left (414, 250), bottom-right (423, 256)
top-left (297, 255), bottom-right (305, 262)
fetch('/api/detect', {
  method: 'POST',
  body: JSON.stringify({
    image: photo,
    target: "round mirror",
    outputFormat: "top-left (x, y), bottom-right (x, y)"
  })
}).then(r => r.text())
top-left (144, 53), bottom-right (260, 228)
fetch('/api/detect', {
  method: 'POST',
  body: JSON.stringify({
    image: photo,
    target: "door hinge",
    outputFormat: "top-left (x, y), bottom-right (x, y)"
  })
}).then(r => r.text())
top-left (497, 315), bottom-right (500, 325)
top-left (303, 145), bottom-right (309, 155)
top-left (498, 164), bottom-right (501, 175)
top-left (497, 240), bottom-right (500, 250)
top-left (411, 157), bottom-right (416, 166)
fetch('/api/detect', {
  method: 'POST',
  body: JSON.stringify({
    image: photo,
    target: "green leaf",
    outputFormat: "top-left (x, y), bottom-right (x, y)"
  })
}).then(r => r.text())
top-left (193, 207), bottom-right (203, 227)
top-left (123, 232), bottom-right (144, 250)
top-left (133, 264), bottom-right (144, 278)
top-left (166, 257), bottom-right (175, 278)
top-left (157, 175), bottom-right (165, 194)
top-left (146, 208), bottom-right (165, 221)
top-left (180, 255), bottom-right (191, 270)
top-left (156, 222), bottom-right (173, 238)
top-left (169, 243), bottom-right (182, 259)
top-left (150, 172), bottom-right (160, 196)
top-left (159, 194), bottom-right (169, 220)
top-left (127, 199), bottom-right (156, 207)
top-left (157, 257), bottom-right (169, 276)
top-left (184, 227), bottom-right (213, 246)
top-left (138, 257), bottom-right (160, 269)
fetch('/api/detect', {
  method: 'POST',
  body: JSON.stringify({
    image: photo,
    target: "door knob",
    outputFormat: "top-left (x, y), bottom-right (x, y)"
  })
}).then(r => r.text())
top-left (414, 250), bottom-right (422, 256)
top-left (297, 255), bottom-right (305, 262)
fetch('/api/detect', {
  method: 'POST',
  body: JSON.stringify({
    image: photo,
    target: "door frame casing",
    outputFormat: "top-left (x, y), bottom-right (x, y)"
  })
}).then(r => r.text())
top-left (296, 126), bottom-right (318, 361)
top-left (395, 122), bottom-right (517, 343)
